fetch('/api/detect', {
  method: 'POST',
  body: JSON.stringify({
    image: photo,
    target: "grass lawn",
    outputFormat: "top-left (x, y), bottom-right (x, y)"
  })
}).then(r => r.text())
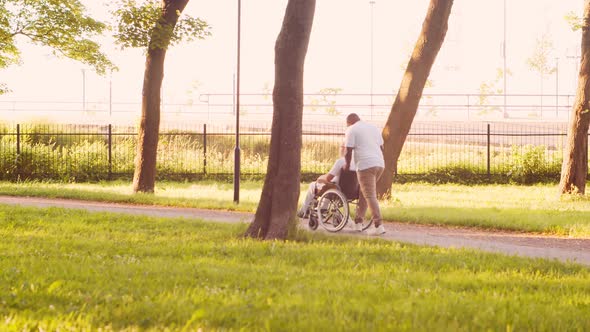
top-left (0, 180), bottom-right (589, 237)
top-left (0, 205), bottom-right (589, 331)
top-left (0, 180), bottom-right (261, 212)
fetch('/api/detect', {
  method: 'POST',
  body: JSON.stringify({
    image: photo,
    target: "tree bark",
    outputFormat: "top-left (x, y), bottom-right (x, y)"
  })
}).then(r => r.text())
top-left (559, 0), bottom-right (590, 195)
top-left (245, 0), bottom-right (316, 240)
top-left (133, 0), bottom-right (190, 193)
top-left (376, 0), bottom-right (454, 198)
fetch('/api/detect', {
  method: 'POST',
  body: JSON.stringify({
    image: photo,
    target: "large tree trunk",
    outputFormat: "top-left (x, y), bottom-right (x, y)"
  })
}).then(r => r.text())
top-left (133, 0), bottom-right (189, 193)
top-left (245, 0), bottom-right (315, 240)
top-left (559, 0), bottom-right (590, 195)
top-left (376, 0), bottom-right (453, 198)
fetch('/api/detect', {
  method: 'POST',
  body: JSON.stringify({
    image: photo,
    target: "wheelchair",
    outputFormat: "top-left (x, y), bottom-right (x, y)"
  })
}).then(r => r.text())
top-left (307, 170), bottom-right (373, 232)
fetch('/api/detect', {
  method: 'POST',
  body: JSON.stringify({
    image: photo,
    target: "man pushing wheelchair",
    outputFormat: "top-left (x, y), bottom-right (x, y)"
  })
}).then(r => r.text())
top-left (297, 113), bottom-right (386, 236)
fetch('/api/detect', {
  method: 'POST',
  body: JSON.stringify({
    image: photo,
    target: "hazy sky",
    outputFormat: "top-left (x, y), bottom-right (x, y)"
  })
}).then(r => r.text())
top-left (0, 0), bottom-right (584, 121)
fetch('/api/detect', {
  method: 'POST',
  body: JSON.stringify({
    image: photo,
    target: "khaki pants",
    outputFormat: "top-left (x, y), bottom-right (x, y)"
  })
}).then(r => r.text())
top-left (355, 166), bottom-right (384, 227)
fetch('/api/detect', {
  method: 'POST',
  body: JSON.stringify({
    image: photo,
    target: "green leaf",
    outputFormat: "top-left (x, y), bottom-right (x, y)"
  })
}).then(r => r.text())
top-left (565, 11), bottom-right (584, 31)
top-left (112, 0), bottom-right (210, 51)
top-left (47, 280), bottom-right (63, 294)
top-left (0, 0), bottom-right (115, 75)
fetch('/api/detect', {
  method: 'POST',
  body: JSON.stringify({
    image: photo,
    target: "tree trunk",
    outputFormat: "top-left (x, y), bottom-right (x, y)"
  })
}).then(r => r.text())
top-left (245, 0), bottom-right (316, 240)
top-left (559, 0), bottom-right (590, 195)
top-left (376, 0), bottom-right (454, 198)
top-left (133, 0), bottom-right (190, 193)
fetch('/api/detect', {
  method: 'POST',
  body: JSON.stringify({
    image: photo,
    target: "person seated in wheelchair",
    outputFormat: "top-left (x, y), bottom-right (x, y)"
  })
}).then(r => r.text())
top-left (297, 145), bottom-right (356, 219)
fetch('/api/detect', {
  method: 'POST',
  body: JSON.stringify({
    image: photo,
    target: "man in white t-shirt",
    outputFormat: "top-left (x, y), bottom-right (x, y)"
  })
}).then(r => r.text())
top-left (297, 145), bottom-right (356, 218)
top-left (343, 113), bottom-right (386, 235)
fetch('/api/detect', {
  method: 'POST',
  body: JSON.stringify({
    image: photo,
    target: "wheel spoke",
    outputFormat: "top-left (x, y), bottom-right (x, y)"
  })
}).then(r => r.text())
top-left (317, 189), bottom-right (349, 232)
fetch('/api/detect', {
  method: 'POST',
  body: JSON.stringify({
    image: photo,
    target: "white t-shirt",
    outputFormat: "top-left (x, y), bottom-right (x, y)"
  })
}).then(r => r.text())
top-left (344, 121), bottom-right (384, 170)
top-left (328, 158), bottom-right (356, 184)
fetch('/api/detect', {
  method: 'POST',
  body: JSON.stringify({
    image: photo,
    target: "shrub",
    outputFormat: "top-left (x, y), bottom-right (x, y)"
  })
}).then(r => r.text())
top-left (508, 145), bottom-right (561, 184)
top-left (0, 123), bottom-right (575, 184)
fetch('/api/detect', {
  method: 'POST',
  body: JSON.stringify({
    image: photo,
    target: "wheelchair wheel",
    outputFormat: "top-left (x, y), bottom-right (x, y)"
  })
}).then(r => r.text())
top-left (308, 213), bottom-right (319, 230)
top-left (317, 189), bottom-right (349, 232)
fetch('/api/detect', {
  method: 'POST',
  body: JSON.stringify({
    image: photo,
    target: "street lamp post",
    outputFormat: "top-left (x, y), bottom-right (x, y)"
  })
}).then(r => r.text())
top-left (234, 0), bottom-right (241, 204)
top-left (109, 70), bottom-right (113, 117)
top-left (369, 0), bottom-right (375, 120)
top-left (502, 0), bottom-right (507, 118)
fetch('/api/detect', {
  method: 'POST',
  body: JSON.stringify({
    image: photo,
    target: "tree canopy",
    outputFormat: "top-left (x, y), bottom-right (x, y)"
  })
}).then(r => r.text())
top-left (565, 11), bottom-right (584, 31)
top-left (0, 0), bottom-right (114, 93)
top-left (526, 32), bottom-right (556, 79)
top-left (112, 0), bottom-right (210, 51)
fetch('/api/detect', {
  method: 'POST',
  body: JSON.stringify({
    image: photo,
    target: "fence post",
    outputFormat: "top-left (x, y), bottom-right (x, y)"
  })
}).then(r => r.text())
top-left (203, 123), bottom-right (207, 175)
top-left (108, 124), bottom-right (112, 180)
top-left (16, 123), bottom-right (21, 179)
top-left (16, 123), bottom-right (20, 155)
top-left (486, 123), bottom-right (491, 181)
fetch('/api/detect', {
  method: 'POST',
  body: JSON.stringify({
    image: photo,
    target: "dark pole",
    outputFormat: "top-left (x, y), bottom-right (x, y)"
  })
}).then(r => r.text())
top-left (16, 123), bottom-right (20, 155)
top-left (502, 0), bottom-right (507, 119)
top-left (109, 71), bottom-right (113, 117)
top-left (487, 123), bottom-right (491, 181)
top-left (16, 124), bottom-right (20, 178)
top-left (203, 123), bottom-right (207, 175)
top-left (108, 124), bottom-right (112, 180)
top-left (234, 0), bottom-right (241, 203)
top-left (369, 0), bottom-right (375, 120)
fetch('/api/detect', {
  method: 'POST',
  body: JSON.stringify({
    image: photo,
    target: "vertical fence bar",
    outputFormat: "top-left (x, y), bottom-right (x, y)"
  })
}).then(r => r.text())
top-left (52, 124), bottom-right (56, 178)
top-left (108, 124), bottom-right (112, 180)
top-left (16, 124), bottom-right (21, 178)
top-left (487, 123), bottom-right (491, 180)
top-left (203, 123), bottom-right (207, 175)
top-left (16, 123), bottom-right (20, 155)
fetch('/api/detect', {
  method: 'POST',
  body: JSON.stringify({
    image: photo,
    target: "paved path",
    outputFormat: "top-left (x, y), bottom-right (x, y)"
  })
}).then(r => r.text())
top-left (0, 196), bottom-right (251, 223)
top-left (1, 195), bottom-right (589, 267)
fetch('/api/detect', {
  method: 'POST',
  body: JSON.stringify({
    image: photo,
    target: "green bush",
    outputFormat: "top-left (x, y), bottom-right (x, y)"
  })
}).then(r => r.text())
top-left (508, 145), bottom-right (561, 184)
top-left (421, 164), bottom-right (491, 184)
top-left (0, 136), bottom-right (18, 180)
top-left (18, 143), bottom-right (63, 180)
top-left (0, 123), bottom-right (580, 184)
top-left (68, 141), bottom-right (109, 181)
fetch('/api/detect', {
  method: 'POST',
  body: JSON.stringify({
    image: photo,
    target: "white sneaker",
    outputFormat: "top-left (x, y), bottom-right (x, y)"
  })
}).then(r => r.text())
top-left (350, 221), bottom-right (363, 232)
top-left (369, 225), bottom-right (386, 236)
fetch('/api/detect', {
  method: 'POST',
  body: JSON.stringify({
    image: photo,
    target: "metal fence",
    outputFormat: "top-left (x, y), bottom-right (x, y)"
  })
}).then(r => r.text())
top-left (0, 122), bottom-right (586, 182)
